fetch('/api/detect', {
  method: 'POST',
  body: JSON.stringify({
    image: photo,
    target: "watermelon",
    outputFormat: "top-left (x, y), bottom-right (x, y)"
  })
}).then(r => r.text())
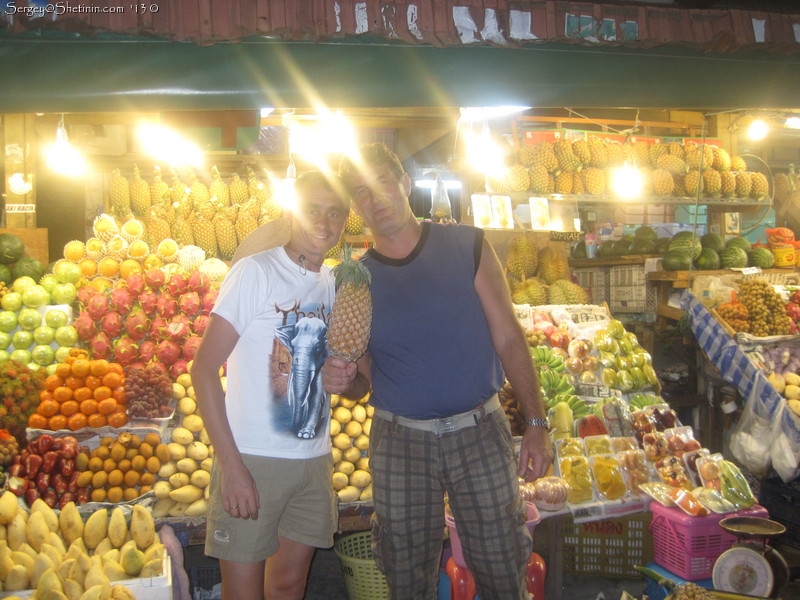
top-left (571, 241), bottom-right (587, 259)
top-left (672, 231), bottom-right (699, 241)
top-left (662, 251), bottom-right (692, 271)
top-left (720, 246), bottom-right (749, 269)
top-left (668, 235), bottom-right (702, 260)
top-left (701, 232), bottom-right (725, 252)
top-left (0, 264), bottom-right (11, 286)
top-left (0, 233), bottom-right (25, 265)
top-left (612, 239), bottom-right (632, 256)
top-left (694, 248), bottom-right (721, 270)
top-left (748, 247), bottom-right (775, 269)
top-left (634, 226), bottom-right (658, 243)
top-left (726, 236), bottom-right (751, 252)
top-left (629, 239), bottom-right (656, 254)
top-left (11, 257), bottom-right (45, 282)
top-left (654, 238), bottom-right (672, 253)
top-left (598, 241), bottom-right (615, 258)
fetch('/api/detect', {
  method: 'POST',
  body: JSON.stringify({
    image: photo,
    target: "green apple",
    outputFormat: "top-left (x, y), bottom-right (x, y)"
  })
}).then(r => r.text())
top-left (11, 330), bottom-right (33, 349)
top-left (17, 307), bottom-right (42, 331)
top-left (54, 326), bottom-right (78, 347)
top-left (9, 348), bottom-right (31, 364)
top-left (44, 309), bottom-right (69, 329)
top-left (33, 326), bottom-right (55, 346)
top-left (31, 344), bottom-right (56, 366)
top-left (0, 311), bottom-right (17, 333)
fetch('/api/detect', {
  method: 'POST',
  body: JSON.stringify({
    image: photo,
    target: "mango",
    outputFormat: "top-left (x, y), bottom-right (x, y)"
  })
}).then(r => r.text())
top-left (120, 545), bottom-right (145, 577)
top-left (31, 497), bottom-right (59, 533)
top-left (59, 503), bottom-right (85, 547)
top-left (83, 509), bottom-right (108, 550)
top-left (168, 484), bottom-right (203, 504)
top-left (5, 564), bottom-right (30, 591)
top-left (129, 505), bottom-right (155, 550)
top-left (0, 490), bottom-right (19, 525)
top-left (107, 507), bottom-right (127, 549)
top-left (63, 578), bottom-right (85, 600)
top-left (26, 510), bottom-right (51, 552)
top-left (35, 565), bottom-right (62, 593)
top-left (102, 560), bottom-right (129, 582)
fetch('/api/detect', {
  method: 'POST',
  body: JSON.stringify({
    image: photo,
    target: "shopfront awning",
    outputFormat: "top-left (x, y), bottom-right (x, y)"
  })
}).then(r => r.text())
top-left (1, 35), bottom-right (799, 112)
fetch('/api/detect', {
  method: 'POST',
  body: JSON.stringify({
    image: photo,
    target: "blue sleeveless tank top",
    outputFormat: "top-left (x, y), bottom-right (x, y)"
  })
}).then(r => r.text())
top-left (363, 222), bottom-right (503, 418)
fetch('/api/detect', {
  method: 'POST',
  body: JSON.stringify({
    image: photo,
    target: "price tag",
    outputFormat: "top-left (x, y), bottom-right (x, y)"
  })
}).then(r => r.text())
top-left (741, 267), bottom-right (761, 276)
top-left (4, 204), bottom-right (36, 213)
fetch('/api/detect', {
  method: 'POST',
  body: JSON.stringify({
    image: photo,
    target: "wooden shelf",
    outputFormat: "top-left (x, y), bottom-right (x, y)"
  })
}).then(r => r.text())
top-left (501, 192), bottom-right (771, 208)
top-left (569, 255), bottom-right (660, 268)
top-left (657, 304), bottom-right (684, 321)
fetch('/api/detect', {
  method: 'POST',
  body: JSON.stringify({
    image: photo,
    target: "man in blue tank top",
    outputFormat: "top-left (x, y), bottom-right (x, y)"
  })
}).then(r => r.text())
top-left (324, 143), bottom-right (553, 599)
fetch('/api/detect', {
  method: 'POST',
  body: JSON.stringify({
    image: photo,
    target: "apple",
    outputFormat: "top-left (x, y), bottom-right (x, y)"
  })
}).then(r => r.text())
top-left (17, 307), bottom-right (42, 331)
top-left (11, 330), bottom-right (33, 349)
top-left (582, 356), bottom-right (599, 372)
top-left (54, 325), bottom-right (79, 348)
top-left (0, 311), bottom-right (17, 333)
top-left (565, 357), bottom-right (584, 375)
top-left (533, 321), bottom-right (556, 338)
top-left (51, 283), bottom-right (77, 306)
top-left (31, 344), bottom-right (55, 366)
top-left (9, 349), bottom-right (31, 364)
top-left (0, 292), bottom-right (22, 312)
top-left (21, 285), bottom-right (50, 308)
top-left (45, 309), bottom-right (68, 329)
top-left (55, 346), bottom-right (72, 363)
top-left (12, 276), bottom-right (36, 294)
top-left (54, 261), bottom-right (82, 284)
top-left (549, 331), bottom-right (571, 350)
top-left (39, 274), bottom-right (58, 293)
top-left (568, 339), bottom-right (590, 359)
top-left (532, 311), bottom-right (552, 324)
top-left (33, 326), bottom-right (55, 346)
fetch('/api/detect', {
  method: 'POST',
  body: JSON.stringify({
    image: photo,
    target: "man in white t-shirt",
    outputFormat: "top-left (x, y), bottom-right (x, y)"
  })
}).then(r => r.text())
top-left (192, 171), bottom-right (349, 600)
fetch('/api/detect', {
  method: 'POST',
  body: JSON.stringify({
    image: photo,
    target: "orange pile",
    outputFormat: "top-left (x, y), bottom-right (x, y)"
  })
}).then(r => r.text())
top-left (28, 349), bottom-right (128, 431)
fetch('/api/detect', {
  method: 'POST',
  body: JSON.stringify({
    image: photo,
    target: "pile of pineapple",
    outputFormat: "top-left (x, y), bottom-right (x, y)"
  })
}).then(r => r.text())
top-left (505, 235), bottom-right (589, 306)
top-left (489, 137), bottom-right (770, 201)
top-left (105, 165), bottom-right (283, 262)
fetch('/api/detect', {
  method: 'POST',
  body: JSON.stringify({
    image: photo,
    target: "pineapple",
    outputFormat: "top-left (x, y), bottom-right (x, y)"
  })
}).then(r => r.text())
top-left (712, 147), bottom-right (732, 171)
top-left (529, 142), bottom-right (559, 173)
top-left (327, 247), bottom-right (373, 363)
top-left (150, 166), bottom-right (171, 207)
top-left (587, 138), bottom-right (608, 168)
top-left (235, 204), bottom-right (259, 244)
top-left (649, 143), bottom-right (668, 166)
top-left (572, 139), bottom-right (590, 166)
top-left (605, 142), bottom-right (626, 167)
top-left (720, 171), bottom-right (736, 197)
top-left (247, 166), bottom-right (272, 207)
top-left (109, 169), bottom-right (131, 218)
top-left (582, 168), bottom-right (606, 195)
top-left (731, 155), bottom-right (747, 172)
top-left (639, 168), bottom-right (654, 196)
top-left (260, 200), bottom-right (283, 225)
top-left (194, 214), bottom-right (218, 258)
top-left (572, 172), bottom-right (585, 195)
top-left (529, 166), bottom-right (551, 195)
top-left (209, 166), bottom-right (231, 208)
top-left (553, 140), bottom-right (581, 172)
top-left (750, 172), bottom-right (769, 199)
top-left (685, 170), bottom-right (704, 196)
top-left (144, 211), bottom-right (172, 249)
top-left (169, 169), bottom-right (188, 205)
top-left (652, 170), bottom-right (675, 197)
top-left (702, 170), bottom-right (722, 197)
top-left (656, 154), bottom-right (687, 177)
top-left (735, 172), bottom-right (753, 198)
top-left (172, 215), bottom-right (195, 248)
top-left (518, 145), bottom-right (536, 168)
top-left (554, 171), bottom-right (573, 194)
top-left (188, 170), bottom-right (210, 207)
top-left (130, 165), bottom-right (151, 216)
top-left (326, 238), bottom-right (343, 261)
top-left (685, 145), bottom-right (714, 171)
top-left (507, 164), bottom-right (530, 192)
top-left (487, 175), bottom-right (512, 194)
top-left (214, 209), bottom-right (238, 261)
top-left (344, 209), bottom-right (365, 235)
top-left (632, 142), bottom-right (652, 168)
top-left (667, 142), bottom-right (685, 159)
top-left (229, 172), bottom-right (249, 205)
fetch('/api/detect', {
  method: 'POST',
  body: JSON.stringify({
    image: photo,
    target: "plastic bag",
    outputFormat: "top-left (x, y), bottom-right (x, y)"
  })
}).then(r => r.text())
top-left (692, 274), bottom-right (738, 308)
top-left (729, 386), bottom-right (778, 477)
top-left (770, 400), bottom-right (800, 482)
top-left (430, 174), bottom-right (453, 223)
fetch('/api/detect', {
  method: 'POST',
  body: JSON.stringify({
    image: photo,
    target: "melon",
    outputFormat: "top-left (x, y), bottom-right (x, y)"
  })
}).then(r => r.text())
top-left (701, 232), bottom-right (725, 252)
top-left (748, 247), bottom-right (775, 269)
top-left (12, 257), bottom-right (45, 282)
top-left (668, 234), bottom-right (702, 260)
top-left (634, 226), bottom-right (658, 243)
top-left (662, 251), bottom-right (692, 271)
top-left (720, 246), bottom-right (748, 269)
top-left (694, 248), bottom-right (720, 270)
top-left (0, 233), bottom-right (25, 265)
top-left (725, 236), bottom-right (751, 253)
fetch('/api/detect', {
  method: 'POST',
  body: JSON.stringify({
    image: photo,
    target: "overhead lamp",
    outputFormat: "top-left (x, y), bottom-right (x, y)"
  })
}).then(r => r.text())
top-left (463, 122), bottom-right (505, 177)
top-left (286, 110), bottom-right (357, 169)
top-left (136, 122), bottom-right (203, 167)
top-left (276, 156), bottom-right (298, 211)
top-left (7, 172), bottom-right (32, 195)
top-left (610, 162), bottom-right (643, 200)
top-left (44, 116), bottom-right (87, 177)
top-left (785, 116), bottom-right (800, 129)
top-left (747, 119), bottom-right (769, 141)
top-left (458, 106), bottom-right (531, 124)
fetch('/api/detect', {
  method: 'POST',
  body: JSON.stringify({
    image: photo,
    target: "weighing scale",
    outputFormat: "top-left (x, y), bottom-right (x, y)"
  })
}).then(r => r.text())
top-left (712, 516), bottom-right (790, 599)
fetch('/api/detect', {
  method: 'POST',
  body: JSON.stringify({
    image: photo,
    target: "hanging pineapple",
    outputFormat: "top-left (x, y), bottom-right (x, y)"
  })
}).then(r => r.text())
top-left (327, 247), bottom-right (373, 363)
top-left (109, 168), bottom-right (131, 218)
top-left (130, 164), bottom-right (152, 217)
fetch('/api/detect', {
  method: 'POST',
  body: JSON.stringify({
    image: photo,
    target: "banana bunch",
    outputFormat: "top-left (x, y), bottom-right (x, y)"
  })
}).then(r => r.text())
top-left (539, 369), bottom-right (574, 400)
top-left (530, 346), bottom-right (565, 373)
top-left (718, 460), bottom-right (757, 509)
top-left (628, 392), bottom-right (663, 411)
top-left (551, 392), bottom-right (591, 418)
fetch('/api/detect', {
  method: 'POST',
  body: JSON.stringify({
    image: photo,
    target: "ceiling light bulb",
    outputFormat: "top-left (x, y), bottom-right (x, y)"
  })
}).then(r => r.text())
top-left (785, 117), bottom-right (800, 129)
top-left (611, 163), bottom-right (643, 199)
top-left (747, 119), bottom-right (768, 141)
top-left (8, 173), bottom-right (32, 195)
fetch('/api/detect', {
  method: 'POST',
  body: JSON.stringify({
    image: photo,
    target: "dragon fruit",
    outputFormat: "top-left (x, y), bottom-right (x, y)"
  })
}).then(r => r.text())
top-left (99, 311), bottom-right (124, 339)
top-left (73, 311), bottom-right (97, 341)
top-left (156, 294), bottom-right (179, 319)
top-left (138, 339), bottom-right (157, 363)
top-left (155, 339), bottom-right (180, 365)
top-left (166, 272), bottom-right (190, 297)
top-left (187, 270), bottom-right (211, 296)
top-left (113, 335), bottom-right (139, 366)
top-left (181, 335), bottom-right (202, 361)
top-left (192, 314), bottom-right (210, 337)
top-left (144, 268), bottom-right (166, 291)
top-left (179, 291), bottom-right (201, 317)
top-left (169, 359), bottom-right (190, 379)
top-left (125, 272), bottom-right (145, 297)
top-left (77, 285), bottom-right (97, 307)
top-left (147, 361), bottom-right (169, 378)
top-left (150, 316), bottom-right (168, 340)
top-left (109, 286), bottom-right (134, 315)
top-left (201, 289), bottom-right (219, 315)
top-left (88, 331), bottom-right (113, 360)
top-left (139, 289), bottom-right (158, 316)
top-left (165, 315), bottom-right (192, 342)
top-left (125, 306), bottom-right (150, 341)
top-left (85, 294), bottom-right (109, 321)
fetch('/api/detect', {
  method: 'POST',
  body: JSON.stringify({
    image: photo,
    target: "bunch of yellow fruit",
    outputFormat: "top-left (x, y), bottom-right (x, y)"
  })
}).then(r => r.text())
top-left (330, 393), bottom-right (374, 503)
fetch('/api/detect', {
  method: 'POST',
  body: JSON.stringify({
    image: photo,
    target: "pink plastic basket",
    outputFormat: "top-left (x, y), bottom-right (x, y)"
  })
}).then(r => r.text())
top-left (649, 502), bottom-right (768, 580)
top-left (446, 502), bottom-right (541, 568)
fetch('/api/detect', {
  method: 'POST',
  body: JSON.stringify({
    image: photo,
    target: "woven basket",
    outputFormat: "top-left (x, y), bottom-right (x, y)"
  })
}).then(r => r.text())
top-left (231, 216), bottom-right (291, 265)
top-left (333, 531), bottom-right (389, 600)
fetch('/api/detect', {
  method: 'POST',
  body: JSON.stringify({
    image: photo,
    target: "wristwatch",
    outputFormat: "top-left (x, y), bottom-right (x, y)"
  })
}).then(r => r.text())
top-left (524, 418), bottom-right (549, 429)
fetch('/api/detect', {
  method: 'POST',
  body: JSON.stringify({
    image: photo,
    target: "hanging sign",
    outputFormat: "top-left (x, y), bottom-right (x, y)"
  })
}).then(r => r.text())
top-left (4, 204), bottom-right (37, 213)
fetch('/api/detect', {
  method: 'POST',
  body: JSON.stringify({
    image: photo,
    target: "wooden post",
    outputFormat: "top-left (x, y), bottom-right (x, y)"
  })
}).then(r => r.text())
top-left (3, 113), bottom-right (37, 229)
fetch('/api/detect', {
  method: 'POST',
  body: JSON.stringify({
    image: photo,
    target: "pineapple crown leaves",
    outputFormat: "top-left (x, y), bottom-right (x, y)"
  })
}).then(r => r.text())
top-left (332, 245), bottom-right (371, 291)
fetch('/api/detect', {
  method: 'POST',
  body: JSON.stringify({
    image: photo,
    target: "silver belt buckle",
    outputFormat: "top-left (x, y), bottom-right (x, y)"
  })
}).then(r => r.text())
top-left (437, 417), bottom-right (456, 434)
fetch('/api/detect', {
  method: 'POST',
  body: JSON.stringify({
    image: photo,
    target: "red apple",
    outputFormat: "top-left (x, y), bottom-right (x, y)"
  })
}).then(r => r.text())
top-left (568, 339), bottom-right (590, 359)
top-left (565, 357), bottom-right (584, 374)
top-left (549, 330), bottom-right (571, 350)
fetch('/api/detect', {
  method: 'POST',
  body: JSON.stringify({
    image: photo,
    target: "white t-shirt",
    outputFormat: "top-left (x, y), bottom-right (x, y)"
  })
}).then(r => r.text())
top-left (212, 247), bottom-right (334, 459)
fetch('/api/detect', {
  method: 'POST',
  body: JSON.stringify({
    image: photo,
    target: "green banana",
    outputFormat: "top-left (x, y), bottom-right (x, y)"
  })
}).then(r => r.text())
top-left (718, 460), bottom-right (756, 508)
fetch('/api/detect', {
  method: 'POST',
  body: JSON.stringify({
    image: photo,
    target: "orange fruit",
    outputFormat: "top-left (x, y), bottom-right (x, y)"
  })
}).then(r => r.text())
top-left (91, 489), bottom-right (108, 503)
top-left (106, 487), bottom-right (124, 503)
top-left (53, 387), bottom-right (73, 403)
top-left (67, 413), bottom-right (88, 431)
top-left (119, 259), bottom-right (143, 279)
top-left (89, 277), bottom-right (114, 293)
top-left (93, 386), bottom-right (112, 402)
top-left (112, 386), bottom-right (126, 403)
top-left (73, 387), bottom-right (93, 403)
top-left (107, 411), bottom-right (128, 428)
top-left (48, 415), bottom-right (68, 430)
top-left (80, 399), bottom-right (98, 415)
top-left (37, 400), bottom-right (60, 418)
top-left (60, 400), bottom-right (80, 416)
top-left (45, 374), bottom-right (63, 391)
top-left (79, 258), bottom-right (98, 278)
top-left (90, 359), bottom-right (110, 377)
top-left (88, 413), bottom-right (107, 429)
top-left (97, 257), bottom-right (120, 278)
top-left (63, 240), bottom-right (86, 261)
top-left (71, 359), bottom-right (90, 378)
top-left (101, 372), bottom-right (122, 389)
top-left (64, 376), bottom-right (84, 390)
top-left (55, 363), bottom-right (71, 378)
top-left (84, 375), bottom-right (102, 390)
top-left (97, 398), bottom-right (118, 415)
top-left (28, 414), bottom-right (48, 429)
top-left (107, 363), bottom-right (124, 376)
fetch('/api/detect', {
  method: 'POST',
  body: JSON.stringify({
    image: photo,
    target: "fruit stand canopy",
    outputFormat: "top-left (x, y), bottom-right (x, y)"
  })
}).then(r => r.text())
top-left (1, 34), bottom-right (800, 113)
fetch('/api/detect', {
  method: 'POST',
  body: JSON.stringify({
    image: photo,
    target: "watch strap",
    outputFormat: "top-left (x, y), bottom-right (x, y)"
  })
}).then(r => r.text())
top-left (525, 417), bottom-right (549, 429)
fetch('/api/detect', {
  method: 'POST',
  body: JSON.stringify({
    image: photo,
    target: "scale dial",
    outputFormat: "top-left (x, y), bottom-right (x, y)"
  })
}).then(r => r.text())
top-left (713, 545), bottom-right (774, 598)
